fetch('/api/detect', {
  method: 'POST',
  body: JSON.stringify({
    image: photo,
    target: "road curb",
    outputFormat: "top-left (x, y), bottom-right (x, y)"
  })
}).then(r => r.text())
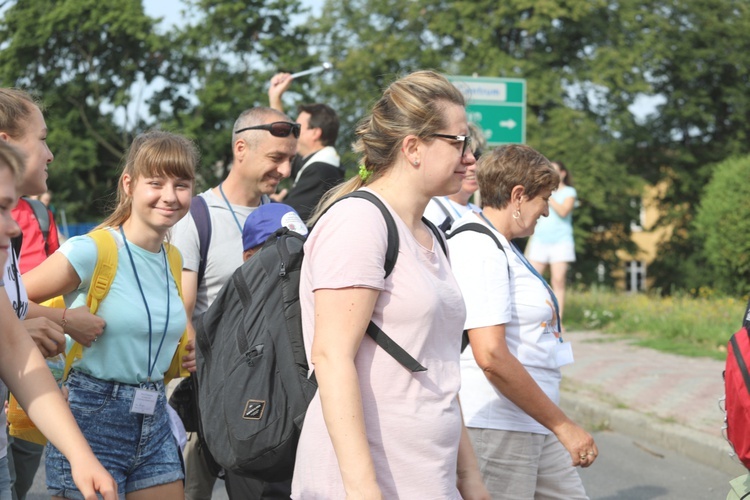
top-left (560, 389), bottom-right (747, 476)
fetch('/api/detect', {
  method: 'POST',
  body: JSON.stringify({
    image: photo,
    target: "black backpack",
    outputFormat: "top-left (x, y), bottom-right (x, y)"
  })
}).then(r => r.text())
top-left (194, 190), bottom-right (444, 481)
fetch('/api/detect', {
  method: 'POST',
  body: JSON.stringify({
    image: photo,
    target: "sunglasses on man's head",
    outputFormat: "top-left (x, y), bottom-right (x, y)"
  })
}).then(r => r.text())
top-left (234, 121), bottom-right (301, 138)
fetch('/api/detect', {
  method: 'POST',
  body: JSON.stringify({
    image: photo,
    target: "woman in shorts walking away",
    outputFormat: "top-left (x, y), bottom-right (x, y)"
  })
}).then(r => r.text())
top-left (525, 160), bottom-right (577, 322)
top-left (24, 130), bottom-right (198, 500)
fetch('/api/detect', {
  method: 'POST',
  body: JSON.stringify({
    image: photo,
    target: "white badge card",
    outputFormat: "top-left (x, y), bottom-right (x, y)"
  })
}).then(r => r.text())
top-left (555, 341), bottom-right (575, 367)
top-left (131, 388), bottom-right (159, 415)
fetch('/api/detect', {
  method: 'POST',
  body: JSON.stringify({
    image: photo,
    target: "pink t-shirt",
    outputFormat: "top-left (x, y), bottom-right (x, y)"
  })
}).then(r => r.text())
top-left (292, 189), bottom-right (466, 499)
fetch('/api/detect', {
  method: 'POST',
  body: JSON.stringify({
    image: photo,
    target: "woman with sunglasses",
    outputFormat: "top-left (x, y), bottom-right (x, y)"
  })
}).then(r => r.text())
top-left (423, 122), bottom-right (487, 232)
top-left (292, 71), bottom-right (489, 499)
top-left (24, 130), bottom-right (199, 500)
top-left (0, 141), bottom-right (117, 500)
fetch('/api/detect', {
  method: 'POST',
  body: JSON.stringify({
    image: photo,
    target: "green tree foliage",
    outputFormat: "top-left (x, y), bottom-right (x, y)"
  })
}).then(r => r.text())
top-left (694, 156), bottom-right (750, 295)
top-left (2, 0), bottom-right (748, 293)
top-left (309, 0), bottom-right (639, 283)
top-left (0, 0), bottom-right (165, 219)
top-left (152, 0), bottom-right (312, 190)
top-left (588, 0), bottom-right (750, 292)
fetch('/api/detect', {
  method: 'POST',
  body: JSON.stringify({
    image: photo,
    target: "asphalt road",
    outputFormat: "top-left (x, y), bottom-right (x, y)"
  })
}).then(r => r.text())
top-left (580, 430), bottom-right (736, 500)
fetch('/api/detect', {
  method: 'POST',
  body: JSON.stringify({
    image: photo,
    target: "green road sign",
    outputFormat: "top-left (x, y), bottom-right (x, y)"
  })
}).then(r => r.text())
top-left (448, 76), bottom-right (526, 146)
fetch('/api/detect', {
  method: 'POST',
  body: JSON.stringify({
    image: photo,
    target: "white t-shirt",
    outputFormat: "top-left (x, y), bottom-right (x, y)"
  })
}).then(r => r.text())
top-left (170, 189), bottom-right (269, 316)
top-left (3, 247), bottom-right (28, 320)
top-left (423, 196), bottom-right (479, 229)
top-left (448, 212), bottom-right (564, 434)
top-left (292, 189), bottom-right (466, 499)
top-left (0, 247), bottom-right (28, 458)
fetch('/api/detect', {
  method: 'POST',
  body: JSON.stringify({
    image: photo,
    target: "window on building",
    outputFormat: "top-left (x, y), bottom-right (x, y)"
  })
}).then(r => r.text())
top-left (630, 198), bottom-right (645, 232)
top-left (625, 260), bottom-right (647, 292)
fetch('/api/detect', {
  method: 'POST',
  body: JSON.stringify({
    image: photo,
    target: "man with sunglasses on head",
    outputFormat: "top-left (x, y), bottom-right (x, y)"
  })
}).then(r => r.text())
top-left (170, 107), bottom-right (298, 500)
top-left (268, 72), bottom-right (343, 222)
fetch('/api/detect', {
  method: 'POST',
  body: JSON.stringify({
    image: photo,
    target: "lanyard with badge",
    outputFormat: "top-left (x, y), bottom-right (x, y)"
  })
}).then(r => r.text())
top-left (219, 182), bottom-right (264, 234)
top-left (120, 227), bottom-right (171, 415)
top-left (478, 213), bottom-right (574, 367)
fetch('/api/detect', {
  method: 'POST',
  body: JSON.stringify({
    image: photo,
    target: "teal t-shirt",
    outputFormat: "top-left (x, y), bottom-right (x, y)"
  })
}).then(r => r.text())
top-left (532, 185), bottom-right (577, 244)
top-left (59, 228), bottom-right (187, 384)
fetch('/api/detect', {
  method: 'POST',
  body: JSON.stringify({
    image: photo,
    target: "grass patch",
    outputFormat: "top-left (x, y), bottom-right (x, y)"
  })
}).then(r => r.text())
top-left (565, 287), bottom-right (744, 360)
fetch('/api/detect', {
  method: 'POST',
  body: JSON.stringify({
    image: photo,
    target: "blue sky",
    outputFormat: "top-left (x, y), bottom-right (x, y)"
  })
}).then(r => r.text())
top-left (143, 0), bottom-right (323, 30)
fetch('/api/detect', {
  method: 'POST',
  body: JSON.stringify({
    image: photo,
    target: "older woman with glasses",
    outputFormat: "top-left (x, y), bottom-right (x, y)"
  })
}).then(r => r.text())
top-left (447, 145), bottom-right (596, 499)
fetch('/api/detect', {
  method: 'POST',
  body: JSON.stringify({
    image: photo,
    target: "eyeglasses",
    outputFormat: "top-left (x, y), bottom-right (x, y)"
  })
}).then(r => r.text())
top-left (234, 122), bottom-right (301, 138)
top-left (430, 133), bottom-right (472, 158)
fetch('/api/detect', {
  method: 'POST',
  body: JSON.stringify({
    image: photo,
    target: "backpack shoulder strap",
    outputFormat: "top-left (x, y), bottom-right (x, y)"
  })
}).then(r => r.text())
top-left (333, 191), bottom-right (426, 372)
top-left (24, 197), bottom-right (50, 252)
top-left (164, 243), bottom-right (183, 298)
top-left (433, 197), bottom-right (454, 232)
top-left (86, 229), bottom-right (119, 313)
top-left (448, 222), bottom-right (507, 258)
top-left (339, 191), bottom-right (399, 278)
top-left (190, 195), bottom-right (212, 285)
top-left (434, 197), bottom-right (454, 220)
top-left (163, 242), bottom-right (190, 383)
top-left (64, 228), bottom-right (118, 379)
top-left (422, 217), bottom-right (447, 255)
top-left (448, 221), bottom-right (510, 354)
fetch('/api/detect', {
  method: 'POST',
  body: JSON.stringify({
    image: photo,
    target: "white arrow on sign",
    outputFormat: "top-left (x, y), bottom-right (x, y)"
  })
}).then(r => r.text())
top-left (499, 119), bottom-right (517, 129)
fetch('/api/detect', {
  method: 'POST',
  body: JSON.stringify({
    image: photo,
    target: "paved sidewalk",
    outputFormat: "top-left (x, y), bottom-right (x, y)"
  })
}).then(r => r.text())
top-left (560, 330), bottom-right (746, 476)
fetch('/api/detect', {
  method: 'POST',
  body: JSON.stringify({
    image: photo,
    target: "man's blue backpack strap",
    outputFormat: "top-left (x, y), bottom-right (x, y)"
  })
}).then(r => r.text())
top-left (190, 195), bottom-right (211, 285)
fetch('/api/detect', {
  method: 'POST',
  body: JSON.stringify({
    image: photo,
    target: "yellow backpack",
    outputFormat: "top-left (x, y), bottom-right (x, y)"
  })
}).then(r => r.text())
top-left (8, 228), bottom-right (190, 445)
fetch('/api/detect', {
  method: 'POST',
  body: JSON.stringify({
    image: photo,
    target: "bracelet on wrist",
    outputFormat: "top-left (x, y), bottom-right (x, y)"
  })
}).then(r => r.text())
top-left (61, 308), bottom-right (69, 329)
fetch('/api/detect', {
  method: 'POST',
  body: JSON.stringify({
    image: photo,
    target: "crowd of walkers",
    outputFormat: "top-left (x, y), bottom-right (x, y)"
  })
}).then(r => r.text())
top-left (0, 70), bottom-right (593, 500)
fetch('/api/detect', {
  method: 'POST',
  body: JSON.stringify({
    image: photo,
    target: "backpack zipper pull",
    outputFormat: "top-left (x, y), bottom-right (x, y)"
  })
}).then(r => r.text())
top-left (279, 262), bottom-right (286, 277)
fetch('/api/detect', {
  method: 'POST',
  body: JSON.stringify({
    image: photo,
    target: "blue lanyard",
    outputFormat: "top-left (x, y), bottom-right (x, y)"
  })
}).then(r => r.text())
top-left (442, 197), bottom-right (463, 218)
top-left (219, 182), bottom-right (264, 234)
top-left (478, 213), bottom-right (563, 339)
top-left (119, 227), bottom-right (171, 381)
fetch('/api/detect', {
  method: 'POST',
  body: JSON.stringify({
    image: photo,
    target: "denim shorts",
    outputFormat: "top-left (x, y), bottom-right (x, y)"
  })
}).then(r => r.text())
top-left (0, 455), bottom-right (11, 500)
top-left (46, 371), bottom-right (183, 499)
